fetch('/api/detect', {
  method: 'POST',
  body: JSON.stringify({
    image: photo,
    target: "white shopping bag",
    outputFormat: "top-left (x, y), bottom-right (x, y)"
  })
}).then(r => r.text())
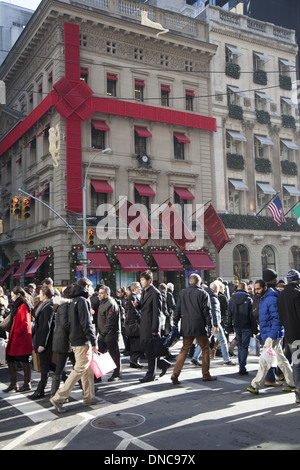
top-left (90, 352), bottom-right (116, 378)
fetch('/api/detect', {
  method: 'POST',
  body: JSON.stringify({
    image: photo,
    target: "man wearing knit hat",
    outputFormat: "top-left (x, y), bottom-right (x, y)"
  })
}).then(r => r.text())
top-left (277, 269), bottom-right (300, 404)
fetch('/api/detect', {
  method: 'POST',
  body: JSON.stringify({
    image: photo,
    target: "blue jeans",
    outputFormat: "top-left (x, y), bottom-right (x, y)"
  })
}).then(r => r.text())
top-left (214, 322), bottom-right (230, 363)
top-left (234, 328), bottom-right (251, 373)
top-left (289, 341), bottom-right (300, 390)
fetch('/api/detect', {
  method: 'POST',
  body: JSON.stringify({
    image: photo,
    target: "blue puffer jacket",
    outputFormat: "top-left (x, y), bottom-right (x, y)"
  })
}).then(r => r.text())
top-left (259, 287), bottom-right (284, 342)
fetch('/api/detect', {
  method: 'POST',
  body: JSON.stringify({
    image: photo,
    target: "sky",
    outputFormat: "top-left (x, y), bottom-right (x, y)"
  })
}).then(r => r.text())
top-left (6, 0), bottom-right (42, 10)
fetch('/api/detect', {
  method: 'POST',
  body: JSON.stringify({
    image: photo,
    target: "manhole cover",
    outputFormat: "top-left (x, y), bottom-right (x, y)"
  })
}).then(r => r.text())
top-left (90, 413), bottom-right (145, 431)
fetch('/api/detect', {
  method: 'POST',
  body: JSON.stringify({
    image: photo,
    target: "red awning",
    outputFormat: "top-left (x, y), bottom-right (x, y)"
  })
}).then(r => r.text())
top-left (25, 253), bottom-right (49, 278)
top-left (0, 262), bottom-right (19, 285)
top-left (91, 120), bottom-right (110, 131)
top-left (13, 256), bottom-right (35, 279)
top-left (161, 85), bottom-right (171, 92)
top-left (115, 249), bottom-right (149, 272)
top-left (184, 251), bottom-right (215, 270)
top-left (134, 183), bottom-right (156, 197)
top-left (87, 251), bottom-right (111, 271)
top-left (174, 132), bottom-right (191, 144)
top-left (186, 90), bottom-right (195, 97)
top-left (135, 80), bottom-right (145, 87)
top-left (107, 74), bottom-right (118, 81)
top-left (134, 126), bottom-right (152, 138)
top-left (91, 180), bottom-right (113, 194)
top-left (151, 250), bottom-right (184, 271)
top-left (174, 187), bottom-right (194, 200)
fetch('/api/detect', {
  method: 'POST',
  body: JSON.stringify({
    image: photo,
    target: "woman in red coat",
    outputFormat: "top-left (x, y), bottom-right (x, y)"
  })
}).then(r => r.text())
top-left (4, 286), bottom-right (32, 393)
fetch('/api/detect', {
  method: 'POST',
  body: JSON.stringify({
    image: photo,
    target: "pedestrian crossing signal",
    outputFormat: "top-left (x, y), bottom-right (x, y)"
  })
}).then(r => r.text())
top-left (87, 229), bottom-right (95, 247)
top-left (12, 197), bottom-right (21, 219)
top-left (22, 197), bottom-right (31, 219)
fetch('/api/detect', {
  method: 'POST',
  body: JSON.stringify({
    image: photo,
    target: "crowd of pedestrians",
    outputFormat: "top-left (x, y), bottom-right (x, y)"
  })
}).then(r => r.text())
top-left (0, 267), bottom-right (299, 414)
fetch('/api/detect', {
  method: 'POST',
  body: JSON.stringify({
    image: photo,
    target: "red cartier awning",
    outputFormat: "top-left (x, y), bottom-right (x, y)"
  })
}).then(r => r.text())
top-left (91, 120), bottom-right (110, 131)
top-left (174, 187), bottom-right (194, 200)
top-left (151, 250), bottom-right (184, 271)
top-left (115, 249), bottom-right (149, 272)
top-left (13, 256), bottom-right (35, 279)
top-left (0, 261), bottom-right (19, 285)
top-left (91, 180), bottom-right (113, 194)
top-left (184, 251), bottom-right (215, 270)
top-left (107, 74), bottom-right (118, 81)
top-left (134, 126), bottom-right (152, 138)
top-left (134, 183), bottom-right (156, 197)
top-left (25, 253), bottom-right (49, 278)
top-left (87, 250), bottom-right (111, 271)
top-left (174, 132), bottom-right (191, 143)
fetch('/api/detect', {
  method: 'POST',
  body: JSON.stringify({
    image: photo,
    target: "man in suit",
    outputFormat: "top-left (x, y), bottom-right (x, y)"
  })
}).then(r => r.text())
top-left (136, 270), bottom-right (170, 383)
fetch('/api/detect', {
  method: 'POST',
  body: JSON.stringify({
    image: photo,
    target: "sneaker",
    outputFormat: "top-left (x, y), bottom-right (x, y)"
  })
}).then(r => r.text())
top-left (190, 358), bottom-right (202, 367)
top-left (282, 385), bottom-right (295, 392)
top-left (247, 386), bottom-right (259, 395)
top-left (224, 360), bottom-right (236, 366)
top-left (264, 381), bottom-right (283, 387)
top-left (50, 397), bottom-right (66, 413)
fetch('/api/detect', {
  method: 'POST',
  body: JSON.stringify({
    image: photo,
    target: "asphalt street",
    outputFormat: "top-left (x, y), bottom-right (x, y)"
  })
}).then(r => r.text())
top-left (1, 340), bottom-right (300, 453)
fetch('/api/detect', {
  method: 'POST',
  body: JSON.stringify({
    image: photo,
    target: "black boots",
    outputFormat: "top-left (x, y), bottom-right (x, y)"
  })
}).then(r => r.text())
top-left (3, 362), bottom-right (19, 393)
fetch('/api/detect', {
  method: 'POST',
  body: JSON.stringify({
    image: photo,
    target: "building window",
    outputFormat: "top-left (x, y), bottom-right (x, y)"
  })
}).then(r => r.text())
top-left (185, 61), bottom-right (193, 72)
top-left (160, 55), bottom-right (169, 67)
top-left (289, 246), bottom-right (300, 271)
top-left (80, 68), bottom-right (89, 84)
top-left (107, 41), bottom-right (116, 54)
top-left (233, 244), bottom-right (250, 281)
top-left (229, 188), bottom-right (241, 215)
top-left (135, 80), bottom-right (144, 102)
top-left (134, 48), bottom-right (143, 61)
top-left (107, 74), bottom-right (117, 97)
top-left (91, 187), bottom-right (108, 215)
top-left (173, 132), bottom-right (191, 161)
top-left (261, 245), bottom-right (276, 272)
top-left (135, 131), bottom-right (147, 155)
top-left (185, 90), bottom-right (194, 111)
top-left (161, 85), bottom-right (170, 107)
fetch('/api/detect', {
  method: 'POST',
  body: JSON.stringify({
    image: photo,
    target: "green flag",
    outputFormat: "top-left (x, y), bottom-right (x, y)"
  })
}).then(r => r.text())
top-left (293, 204), bottom-right (300, 225)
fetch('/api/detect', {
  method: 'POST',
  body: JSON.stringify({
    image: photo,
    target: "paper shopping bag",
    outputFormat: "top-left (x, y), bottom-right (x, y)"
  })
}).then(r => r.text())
top-left (90, 352), bottom-right (116, 378)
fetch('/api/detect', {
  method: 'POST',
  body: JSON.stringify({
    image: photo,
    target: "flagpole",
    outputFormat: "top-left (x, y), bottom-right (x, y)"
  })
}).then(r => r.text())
top-left (190, 199), bottom-right (212, 219)
top-left (284, 200), bottom-right (300, 217)
top-left (255, 191), bottom-right (280, 217)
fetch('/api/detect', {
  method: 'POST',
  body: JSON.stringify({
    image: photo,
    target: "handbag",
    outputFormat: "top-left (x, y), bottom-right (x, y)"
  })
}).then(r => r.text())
top-left (124, 321), bottom-right (139, 337)
top-left (0, 312), bottom-right (12, 332)
top-left (163, 326), bottom-right (180, 348)
top-left (259, 346), bottom-right (277, 368)
top-left (145, 336), bottom-right (169, 358)
top-left (248, 337), bottom-right (260, 356)
top-left (90, 352), bottom-right (116, 379)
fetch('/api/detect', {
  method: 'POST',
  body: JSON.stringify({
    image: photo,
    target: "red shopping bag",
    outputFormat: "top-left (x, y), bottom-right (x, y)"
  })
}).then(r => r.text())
top-left (90, 352), bottom-right (116, 378)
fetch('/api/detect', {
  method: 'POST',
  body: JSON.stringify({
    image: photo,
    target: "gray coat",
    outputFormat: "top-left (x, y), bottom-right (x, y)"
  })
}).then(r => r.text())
top-left (52, 301), bottom-right (72, 354)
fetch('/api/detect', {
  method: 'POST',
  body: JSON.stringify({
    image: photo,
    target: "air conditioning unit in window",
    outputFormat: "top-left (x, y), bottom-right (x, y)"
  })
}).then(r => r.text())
top-left (136, 154), bottom-right (152, 169)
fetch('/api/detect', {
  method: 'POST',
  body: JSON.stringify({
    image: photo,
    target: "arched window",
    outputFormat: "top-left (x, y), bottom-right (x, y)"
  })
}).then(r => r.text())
top-left (233, 244), bottom-right (250, 281)
top-left (261, 245), bottom-right (276, 271)
top-left (289, 246), bottom-right (300, 271)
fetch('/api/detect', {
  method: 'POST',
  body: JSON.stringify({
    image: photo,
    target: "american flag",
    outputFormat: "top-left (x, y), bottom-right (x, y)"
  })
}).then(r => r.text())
top-left (267, 195), bottom-right (287, 226)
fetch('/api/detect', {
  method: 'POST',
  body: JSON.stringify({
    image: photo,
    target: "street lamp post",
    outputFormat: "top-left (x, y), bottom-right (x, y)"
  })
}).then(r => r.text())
top-left (82, 148), bottom-right (111, 277)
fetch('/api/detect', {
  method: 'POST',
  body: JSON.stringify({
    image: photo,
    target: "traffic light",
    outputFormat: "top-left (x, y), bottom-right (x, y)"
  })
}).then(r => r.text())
top-left (87, 229), bottom-right (95, 247)
top-left (12, 197), bottom-right (21, 219)
top-left (22, 197), bottom-right (31, 220)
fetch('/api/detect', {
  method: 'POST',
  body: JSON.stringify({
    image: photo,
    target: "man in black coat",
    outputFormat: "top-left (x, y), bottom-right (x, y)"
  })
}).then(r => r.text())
top-left (136, 270), bottom-right (170, 383)
top-left (277, 269), bottom-right (300, 403)
top-left (97, 285), bottom-right (121, 381)
top-left (171, 273), bottom-right (216, 384)
top-left (50, 278), bottom-right (101, 413)
top-left (227, 281), bottom-right (257, 375)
